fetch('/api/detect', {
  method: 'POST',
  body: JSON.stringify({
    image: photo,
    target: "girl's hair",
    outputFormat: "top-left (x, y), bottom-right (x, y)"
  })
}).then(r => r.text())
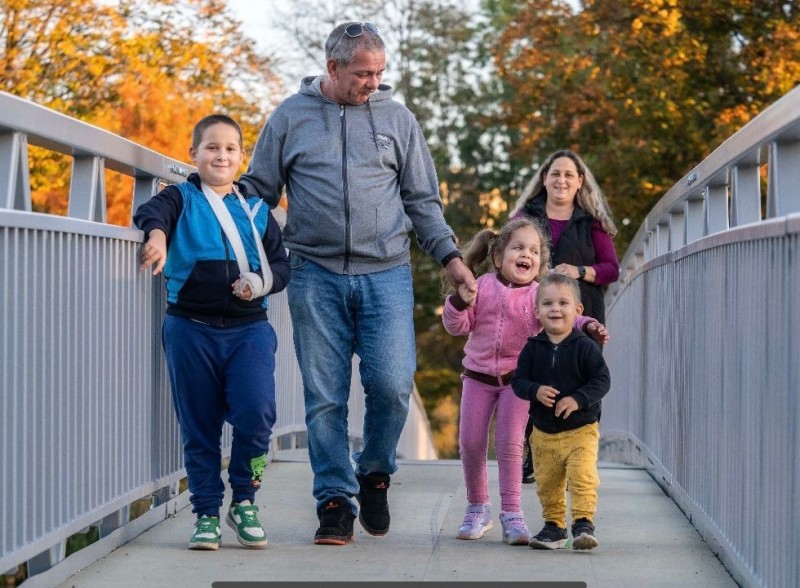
top-left (191, 114), bottom-right (243, 150)
top-left (535, 273), bottom-right (582, 306)
top-left (325, 22), bottom-right (385, 66)
top-left (510, 149), bottom-right (617, 236)
top-left (458, 217), bottom-right (551, 285)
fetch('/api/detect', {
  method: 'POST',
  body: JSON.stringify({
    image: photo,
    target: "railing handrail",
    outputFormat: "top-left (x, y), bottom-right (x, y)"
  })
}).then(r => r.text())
top-left (0, 90), bottom-right (191, 182)
top-left (612, 83), bottom-right (800, 304)
top-left (0, 90), bottom-right (192, 222)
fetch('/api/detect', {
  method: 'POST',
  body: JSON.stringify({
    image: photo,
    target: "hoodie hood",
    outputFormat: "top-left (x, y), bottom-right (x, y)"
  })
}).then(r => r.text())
top-left (298, 74), bottom-right (392, 102)
top-left (299, 75), bottom-right (392, 139)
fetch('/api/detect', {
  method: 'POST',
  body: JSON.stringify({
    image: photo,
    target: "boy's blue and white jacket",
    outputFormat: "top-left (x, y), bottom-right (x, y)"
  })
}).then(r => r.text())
top-left (134, 173), bottom-right (290, 327)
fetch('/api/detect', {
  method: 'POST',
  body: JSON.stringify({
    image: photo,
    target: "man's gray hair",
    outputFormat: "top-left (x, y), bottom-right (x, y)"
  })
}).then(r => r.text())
top-left (325, 22), bottom-right (384, 66)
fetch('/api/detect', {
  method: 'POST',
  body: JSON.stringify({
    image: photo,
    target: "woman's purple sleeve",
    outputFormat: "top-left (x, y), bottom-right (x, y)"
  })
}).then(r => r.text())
top-left (591, 221), bottom-right (620, 286)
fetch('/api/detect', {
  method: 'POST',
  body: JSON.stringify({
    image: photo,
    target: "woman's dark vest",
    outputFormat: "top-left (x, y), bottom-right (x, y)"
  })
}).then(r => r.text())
top-left (522, 197), bottom-right (606, 323)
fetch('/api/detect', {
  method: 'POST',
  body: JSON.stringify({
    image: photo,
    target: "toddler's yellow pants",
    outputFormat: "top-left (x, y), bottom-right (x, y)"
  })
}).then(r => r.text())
top-left (531, 422), bottom-right (600, 528)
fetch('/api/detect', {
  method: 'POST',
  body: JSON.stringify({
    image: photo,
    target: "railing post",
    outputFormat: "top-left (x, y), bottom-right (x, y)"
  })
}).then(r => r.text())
top-left (68, 155), bottom-right (107, 223)
top-left (730, 164), bottom-right (761, 227)
top-left (668, 207), bottom-right (686, 250)
top-left (767, 141), bottom-right (800, 218)
top-left (0, 131), bottom-right (32, 211)
top-left (645, 230), bottom-right (656, 262)
top-left (656, 221), bottom-right (669, 257)
top-left (705, 184), bottom-right (729, 236)
top-left (685, 196), bottom-right (705, 243)
top-left (132, 175), bottom-right (161, 224)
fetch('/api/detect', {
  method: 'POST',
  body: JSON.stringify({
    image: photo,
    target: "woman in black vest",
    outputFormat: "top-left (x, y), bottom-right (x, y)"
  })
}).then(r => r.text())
top-left (510, 149), bottom-right (620, 483)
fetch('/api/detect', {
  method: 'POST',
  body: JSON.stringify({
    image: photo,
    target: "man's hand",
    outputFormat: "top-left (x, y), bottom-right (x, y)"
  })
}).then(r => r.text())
top-left (444, 256), bottom-right (476, 296)
top-left (457, 282), bottom-right (477, 307)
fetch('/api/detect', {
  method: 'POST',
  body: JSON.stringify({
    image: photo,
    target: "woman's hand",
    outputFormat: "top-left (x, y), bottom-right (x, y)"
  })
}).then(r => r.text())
top-left (552, 263), bottom-right (578, 279)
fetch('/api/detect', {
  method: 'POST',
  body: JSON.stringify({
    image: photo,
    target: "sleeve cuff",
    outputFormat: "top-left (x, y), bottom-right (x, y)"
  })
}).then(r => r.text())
top-left (448, 292), bottom-right (469, 311)
top-left (440, 250), bottom-right (462, 267)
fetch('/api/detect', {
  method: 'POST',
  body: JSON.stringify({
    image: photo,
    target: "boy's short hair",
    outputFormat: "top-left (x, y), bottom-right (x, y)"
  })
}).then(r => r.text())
top-left (192, 114), bottom-right (243, 149)
top-left (536, 273), bottom-right (582, 306)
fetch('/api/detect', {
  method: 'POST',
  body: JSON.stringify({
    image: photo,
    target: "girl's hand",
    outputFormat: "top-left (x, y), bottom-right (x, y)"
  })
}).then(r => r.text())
top-left (585, 321), bottom-right (610, 344)
top-left (536, 385), bottom-right (559, 407)
top-left (457, 282), bottom-right (477, 307)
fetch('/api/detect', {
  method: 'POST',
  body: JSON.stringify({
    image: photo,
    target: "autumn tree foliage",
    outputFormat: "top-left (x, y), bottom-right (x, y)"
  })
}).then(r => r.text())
top-left (486, 0), bottom-right (800, 249)
top-left (5, 0), bottom-right (800, 457)
top-left (1, 0), bottom-right (282, 224)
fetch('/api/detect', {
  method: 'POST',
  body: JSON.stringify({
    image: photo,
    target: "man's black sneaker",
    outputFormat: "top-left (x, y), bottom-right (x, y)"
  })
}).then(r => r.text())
top-left (314, 497), bottom-right (355, 545)
top-left (528, 521), bottom-right (569, 549)
top-left (571, 517), bottom-right (598, 550)
top-left (356, 472), bottom-right (390, 536)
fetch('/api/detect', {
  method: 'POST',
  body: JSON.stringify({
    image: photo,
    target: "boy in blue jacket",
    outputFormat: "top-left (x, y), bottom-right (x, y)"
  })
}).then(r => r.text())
top-left (512, 273), bottom-right (610, 551)
top-left (134, 114), bottom-right (290, 551)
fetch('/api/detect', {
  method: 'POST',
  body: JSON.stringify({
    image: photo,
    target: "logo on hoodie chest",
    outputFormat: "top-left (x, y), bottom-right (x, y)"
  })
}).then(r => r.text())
top-left (375, 133), bottom-right (392, 150)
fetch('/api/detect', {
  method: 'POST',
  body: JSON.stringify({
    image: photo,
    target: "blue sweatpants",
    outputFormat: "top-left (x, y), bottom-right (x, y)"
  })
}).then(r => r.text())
top-left (162, 315), bottom-right (277, 517)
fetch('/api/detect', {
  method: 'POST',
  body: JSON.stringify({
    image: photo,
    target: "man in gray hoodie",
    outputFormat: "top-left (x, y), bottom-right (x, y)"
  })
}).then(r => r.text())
top-left (239, 21), bottom-right (475, 545)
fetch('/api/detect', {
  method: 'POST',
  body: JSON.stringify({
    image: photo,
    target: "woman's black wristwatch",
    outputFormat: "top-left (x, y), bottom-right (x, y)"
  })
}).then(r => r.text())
top-left (577, 265), bottom-right (586, 280)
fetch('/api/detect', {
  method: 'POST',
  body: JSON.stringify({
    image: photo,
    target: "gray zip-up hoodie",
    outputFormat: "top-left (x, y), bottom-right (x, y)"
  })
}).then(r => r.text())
top-left (239, 75), bottom-right (459, 275)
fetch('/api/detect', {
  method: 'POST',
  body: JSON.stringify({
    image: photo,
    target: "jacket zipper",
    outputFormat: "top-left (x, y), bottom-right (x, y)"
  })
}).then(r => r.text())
top-left (550, 344), bottom-right (559, 387)
top-left (340, 105), bottom-right (351, 274)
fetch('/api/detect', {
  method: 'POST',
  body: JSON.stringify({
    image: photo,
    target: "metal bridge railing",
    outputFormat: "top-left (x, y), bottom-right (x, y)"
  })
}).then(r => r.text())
top-left (0, 91), bottom-right (436, 583)
top-left (600, 85), bottom-right (800, 588)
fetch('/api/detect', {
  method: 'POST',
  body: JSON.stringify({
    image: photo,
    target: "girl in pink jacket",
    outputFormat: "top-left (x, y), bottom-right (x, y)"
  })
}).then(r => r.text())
top-left (442, 217), bottom-right (607, 545)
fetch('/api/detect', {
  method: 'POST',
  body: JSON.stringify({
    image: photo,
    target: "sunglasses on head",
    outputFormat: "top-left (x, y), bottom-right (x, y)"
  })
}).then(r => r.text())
top-left (332, 22), bottom-right (379, 51)
top-left (343, 22), bottom-right (378, 38)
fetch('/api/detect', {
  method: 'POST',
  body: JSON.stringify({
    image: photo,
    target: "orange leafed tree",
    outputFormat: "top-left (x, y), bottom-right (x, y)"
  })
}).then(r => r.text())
top-left (1, 0), bottom-right (282, 225)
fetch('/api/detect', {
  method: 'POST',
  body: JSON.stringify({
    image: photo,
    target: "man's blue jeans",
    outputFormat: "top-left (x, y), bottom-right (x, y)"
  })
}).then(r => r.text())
top-left (287, 254), bottom-right (416, 509)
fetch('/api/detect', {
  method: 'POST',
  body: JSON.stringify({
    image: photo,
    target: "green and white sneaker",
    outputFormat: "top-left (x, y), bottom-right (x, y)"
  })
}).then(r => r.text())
top-left (189, 515), bottom-right (221, 550)
top-left (226, 500), bottom-right (267, 548)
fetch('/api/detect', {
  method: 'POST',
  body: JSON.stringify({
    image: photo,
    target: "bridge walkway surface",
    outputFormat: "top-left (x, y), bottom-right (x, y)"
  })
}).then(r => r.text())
top-left (59, 459), bottom-right (735, 587)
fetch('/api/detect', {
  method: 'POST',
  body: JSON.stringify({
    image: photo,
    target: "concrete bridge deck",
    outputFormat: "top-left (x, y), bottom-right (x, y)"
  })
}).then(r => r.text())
top-left (60, 459), bottom-right (736, 587)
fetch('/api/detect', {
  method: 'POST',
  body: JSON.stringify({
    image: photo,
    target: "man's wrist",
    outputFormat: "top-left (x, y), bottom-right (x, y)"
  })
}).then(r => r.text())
top-left (441, 251), bottom-right (462, 267)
